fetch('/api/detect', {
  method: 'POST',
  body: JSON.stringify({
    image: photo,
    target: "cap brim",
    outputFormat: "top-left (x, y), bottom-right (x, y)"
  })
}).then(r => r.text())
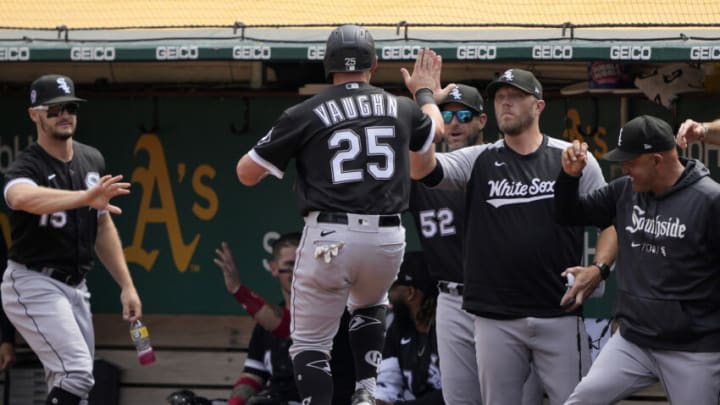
top-left (438, 99), bottom-right (481, 113)
top-left (603, 148), bottom-right (640, 162)
top-left (41, 95), bottom-right (86, 105)
top-left (486, 81), bottom-right (536, 99)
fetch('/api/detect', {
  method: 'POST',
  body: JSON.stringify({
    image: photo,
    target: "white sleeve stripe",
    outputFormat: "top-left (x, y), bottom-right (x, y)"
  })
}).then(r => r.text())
top-left (4, 178), bottom-right (37, 209)
top-left (417, 119), bottom-right (436, 154)
top-left (248, 149), bottom-right (284, 180)
top-left (243, 358), bottom-right (269, 373)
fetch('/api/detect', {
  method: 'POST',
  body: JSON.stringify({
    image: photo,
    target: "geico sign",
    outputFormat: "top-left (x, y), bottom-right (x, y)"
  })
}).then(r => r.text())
top-left (307, 46), bottom-right (326, 60)
top-left (71, 47), bottom-right (116, 61)
top-left (457, 46), bottom-right (497, 60)
top-left (233, 46), bottom-right (271, 60)
top-left (610, 46), bottom-right (652, 60)
top-left (156, 46), bottom-right (199, 60)
top-left (0, 47), bottom-right (30, 61)
top-left (690, 46), bottom-right (720, 60)
top-left (532, 45), bottom-right (573, 59)
top-left (382, 46), bottom-right (421, 60)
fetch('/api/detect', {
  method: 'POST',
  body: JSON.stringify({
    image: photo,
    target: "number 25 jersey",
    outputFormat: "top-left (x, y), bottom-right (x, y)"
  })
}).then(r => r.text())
top-left (249, 82), bottom-right (434, 215)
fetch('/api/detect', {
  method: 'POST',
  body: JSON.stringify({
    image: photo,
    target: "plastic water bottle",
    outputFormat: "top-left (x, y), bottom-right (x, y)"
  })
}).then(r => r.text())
top-left (129, 320), bottom-right (156, 365)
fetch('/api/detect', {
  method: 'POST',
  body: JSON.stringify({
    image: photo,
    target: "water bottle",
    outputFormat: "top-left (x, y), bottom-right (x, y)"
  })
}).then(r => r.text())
top-left (129, 319), bottom-right (156, 365)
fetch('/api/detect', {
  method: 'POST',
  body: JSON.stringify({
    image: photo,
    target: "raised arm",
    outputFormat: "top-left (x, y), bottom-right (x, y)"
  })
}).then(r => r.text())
top-left (401, 48), bottom-right (455, 180)
top-left (214, 242), bottom-right (289, 337)
top-left (676, 118), bottom-right (720, 148)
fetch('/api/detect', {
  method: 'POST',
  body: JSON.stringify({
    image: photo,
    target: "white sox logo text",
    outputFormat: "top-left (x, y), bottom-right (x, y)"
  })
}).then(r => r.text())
top-left (486, 178), bottom-right (555, 207)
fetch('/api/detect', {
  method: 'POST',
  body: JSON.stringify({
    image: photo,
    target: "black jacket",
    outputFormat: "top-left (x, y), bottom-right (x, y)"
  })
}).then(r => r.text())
top-left (555, 158), bottom-right (720, 352)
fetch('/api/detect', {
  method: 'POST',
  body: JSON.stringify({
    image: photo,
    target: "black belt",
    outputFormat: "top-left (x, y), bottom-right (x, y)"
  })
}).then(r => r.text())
top-left (31, 266), bottom-right (85, 287)
top-left (316, 212), bottom-right (400, 227)
top-left (438, 280), bottom-right (464, 296)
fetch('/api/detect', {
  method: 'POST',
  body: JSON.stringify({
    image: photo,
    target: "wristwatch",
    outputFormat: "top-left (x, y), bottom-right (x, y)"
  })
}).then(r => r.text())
top-left (592, 261), bottom-right (611, 280)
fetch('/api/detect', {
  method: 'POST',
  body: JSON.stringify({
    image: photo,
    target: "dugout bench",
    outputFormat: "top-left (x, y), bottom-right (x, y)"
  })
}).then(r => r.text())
top-left (1, 314), bottom-right (668, 404)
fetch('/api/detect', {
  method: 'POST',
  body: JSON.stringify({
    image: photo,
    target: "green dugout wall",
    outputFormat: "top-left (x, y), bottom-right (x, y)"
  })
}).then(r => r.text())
top-left (1, 91), bottom-right (719, 318)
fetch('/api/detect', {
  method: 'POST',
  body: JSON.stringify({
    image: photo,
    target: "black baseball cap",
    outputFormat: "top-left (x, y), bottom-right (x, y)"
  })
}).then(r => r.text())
top-left (29, 74), bottom-right (86, 107)
top-left (439, 84), bottom-right (484, 113)
top-left (393, 251), bottom-right (437, 298)
top-left (486, 68), bottom-right (543, 99)
top-left (604, 115), bottom-right (676, 162)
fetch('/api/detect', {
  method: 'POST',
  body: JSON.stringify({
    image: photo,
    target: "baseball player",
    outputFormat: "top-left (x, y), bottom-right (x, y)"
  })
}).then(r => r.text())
top-left (0, 231), bottom-right (16, 372)
top-left (2, 74), bottom-right (142, 405)
top-left (409, 68), bottom-right (617, 405)
top-left (235, 25), bottom-right (447, 405)
top-left (213, 233), bottom-right (356, 405)
top-left (376, 251), bottom-right (443, 405)
top-left (408, 83), bottom-right (545, 405)
top-left (557, 115), bottom-right (720, 404)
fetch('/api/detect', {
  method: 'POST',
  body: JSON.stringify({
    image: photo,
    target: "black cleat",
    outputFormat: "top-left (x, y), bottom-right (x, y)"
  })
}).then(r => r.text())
top-left (350, 389), bottom-right (375, 405)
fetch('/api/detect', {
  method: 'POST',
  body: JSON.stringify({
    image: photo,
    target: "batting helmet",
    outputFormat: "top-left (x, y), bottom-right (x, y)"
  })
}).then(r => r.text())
top-left (323, 24), bottom-right (376, 80)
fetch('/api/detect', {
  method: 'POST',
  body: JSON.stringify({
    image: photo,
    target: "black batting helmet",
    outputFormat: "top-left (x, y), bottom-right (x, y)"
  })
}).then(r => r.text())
top-left (323, 24), bottom-right (377, 80)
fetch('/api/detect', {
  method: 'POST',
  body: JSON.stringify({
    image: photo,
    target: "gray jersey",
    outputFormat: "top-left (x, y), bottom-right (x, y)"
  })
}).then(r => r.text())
top-left (425, 136), bottom-right (606, 318)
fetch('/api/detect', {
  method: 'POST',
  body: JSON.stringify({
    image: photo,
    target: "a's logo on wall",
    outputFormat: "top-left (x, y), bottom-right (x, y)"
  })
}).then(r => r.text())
top-left (124, 133), bottom-right (218, 273)
top-left (561, 108), bottom-right (609, 160)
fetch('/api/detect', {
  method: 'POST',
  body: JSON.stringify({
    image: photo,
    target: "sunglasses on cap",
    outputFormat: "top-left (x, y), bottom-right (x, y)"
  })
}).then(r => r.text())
top-left (441, 109), bottom-right (474, 124)
top-left (32, 102), bottom-right (80, 118)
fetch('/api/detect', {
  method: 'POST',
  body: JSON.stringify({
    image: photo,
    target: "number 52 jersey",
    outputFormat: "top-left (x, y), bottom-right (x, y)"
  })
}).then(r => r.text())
top-left (248, 82), bottom-right (435, 216)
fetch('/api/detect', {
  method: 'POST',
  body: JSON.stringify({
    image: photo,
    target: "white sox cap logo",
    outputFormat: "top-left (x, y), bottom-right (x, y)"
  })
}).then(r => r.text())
top-left (449, 86), bottom-right (463, 100)
top-left (502, 69), bottom-right (515, 82)
top-left (56, 77), bottom-right (72, 94)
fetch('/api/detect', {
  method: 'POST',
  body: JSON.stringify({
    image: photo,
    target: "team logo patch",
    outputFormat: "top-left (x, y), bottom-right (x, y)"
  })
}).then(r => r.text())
top-left (56, 77), bottom-right (72, 94)
top-left (30, 89), bottom-right (37, 104)
top-left (306, 359), bottom-right (332, 375)
top-left (85, 172), bottom-right (100, 189)
top-left (349, 314), bottom-right (382, 331)
top-left (364, 350), bottom-right (382, 368)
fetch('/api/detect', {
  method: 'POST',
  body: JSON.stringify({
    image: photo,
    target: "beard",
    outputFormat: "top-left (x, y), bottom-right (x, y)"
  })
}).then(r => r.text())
top-left (40, 116), bottom-right (75, 140)
top-left (499, 113), bottom-right (533, 136)
top-left (390, 299), bottom-right (415, 330)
